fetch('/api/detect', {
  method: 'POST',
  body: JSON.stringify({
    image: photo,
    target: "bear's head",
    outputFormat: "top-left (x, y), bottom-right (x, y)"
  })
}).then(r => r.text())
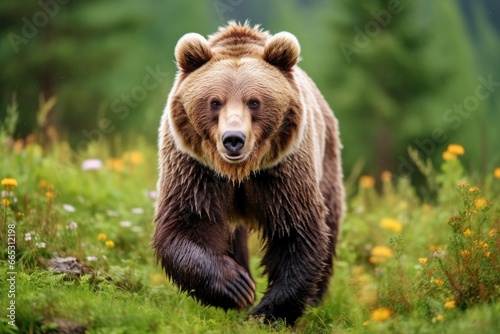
top-left (167, 23), bottom-right (305, 181)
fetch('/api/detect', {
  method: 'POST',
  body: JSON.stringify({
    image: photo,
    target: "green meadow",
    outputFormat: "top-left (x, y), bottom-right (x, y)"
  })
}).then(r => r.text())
top-left (1, 106), bottom-right (499, 333)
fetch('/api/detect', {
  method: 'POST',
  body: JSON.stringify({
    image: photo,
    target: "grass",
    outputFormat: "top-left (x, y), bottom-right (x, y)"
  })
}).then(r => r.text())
top-left (1, 115), bottom-right (500, 333)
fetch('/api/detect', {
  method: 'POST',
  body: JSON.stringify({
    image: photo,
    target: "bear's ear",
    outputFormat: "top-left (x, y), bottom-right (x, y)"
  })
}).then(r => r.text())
top-left (175, 33), bottom-right (212, 73)
top-left (263, 32), bottom-right (301, 71)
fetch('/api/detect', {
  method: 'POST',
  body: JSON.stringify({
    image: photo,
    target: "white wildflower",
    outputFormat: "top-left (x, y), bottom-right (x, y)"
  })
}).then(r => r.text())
top-left (62, 204), bottom-right (76, 212)
top-left (81, 159), bottom-right (103, 171)
top-left (120, 221), bottom-right (132, 228)
top-left (67, 221), bottom-right (78, 230)
top-left (131, 208), bottom-right (144, 215)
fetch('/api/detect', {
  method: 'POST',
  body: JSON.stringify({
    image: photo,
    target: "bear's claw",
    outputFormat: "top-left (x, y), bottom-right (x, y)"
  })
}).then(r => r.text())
top-left (216, 256), bottom-right (255, 309)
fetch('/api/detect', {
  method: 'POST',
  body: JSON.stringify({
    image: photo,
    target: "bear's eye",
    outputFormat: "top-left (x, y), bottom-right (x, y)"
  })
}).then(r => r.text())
top-left (247, 99), bottom-right (260, 110)
top-left (210, 99), bottom-right (222, 110)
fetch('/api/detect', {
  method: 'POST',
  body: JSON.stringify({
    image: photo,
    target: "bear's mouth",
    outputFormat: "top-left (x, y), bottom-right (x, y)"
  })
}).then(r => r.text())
top-left (222, 153), bottom-right (249, 163)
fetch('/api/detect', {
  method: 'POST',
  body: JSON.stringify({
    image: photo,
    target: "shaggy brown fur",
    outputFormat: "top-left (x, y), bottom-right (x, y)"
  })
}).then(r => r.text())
top-left (153, 22), bottom-right (344, 325)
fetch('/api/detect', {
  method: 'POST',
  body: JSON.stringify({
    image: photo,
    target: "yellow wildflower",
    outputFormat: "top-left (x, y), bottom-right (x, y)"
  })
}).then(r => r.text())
top-left (474, 198), bottom-right (487, 208)
top-left (422, 203), bottom-right (432, 212)
top-left (418, 257), bottom-right (428, 264)
top-left (488, 229), bottom-right (496, 238)
top-left (463, 229), bottom-right (472, 237)
top-left (380, 218), bottom-right (403, 233)
top-left (434, 314), bottom-right (444, 321)
top-left (123, 150), bottom-right (144, 165)
top-left (45, 191), bottom-right (55, 201)
top-left (2, 198), bottom-right (10, 206)
top-left (363, 321), bottom-right (369, 326)
top-left (150, 273), bottom-right (166, 285)
top-left (359, 176), bottom-right (375, 189)
top-left (434, 279), bottom-right (444, 286)
top-left (484, 252), bottom-right (492, 258)
top-left (369, 246), bottom-right (394, 264)
top-left (39, 179), bottom-right (47, 188)
top-left (478, 241), bottom-right (488, 249)
top-left (105, 240), bottom-right (115, 248)
top-left (1, 178), bottom-right (18, 191)
top-left (494, 167), bottom-right (500, 179)
top-left (460, 249), bottom-right (471, 256)
top-left (444, 300), bottom-right (456, 309)
top-left (381, 171), bottom-right (392, 182)
top-left (429, 245), bottom-right (443, 252)
top-left (442, 150), bottom-right (457, 161)
top-left (370, 307), bottom-right (392, 321)
top-left (97, 233), bottom-right (107, 241)
top-left (447, 144), bottom-right (464, 156)
top-left (468, 187), bottom-right (479, 193)
top-left (457, 181), bottom-right (469, 189)
top-left (106, 158), bottom-right (124, 172)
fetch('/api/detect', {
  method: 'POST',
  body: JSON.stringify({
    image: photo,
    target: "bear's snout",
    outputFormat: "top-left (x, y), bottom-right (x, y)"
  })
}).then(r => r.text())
top-left (222, 131), bottom-right (246, 155)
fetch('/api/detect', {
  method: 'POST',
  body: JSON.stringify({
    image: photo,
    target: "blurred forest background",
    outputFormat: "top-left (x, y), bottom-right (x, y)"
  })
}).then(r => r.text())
top-left (1, 0), bottom-right (499, 183)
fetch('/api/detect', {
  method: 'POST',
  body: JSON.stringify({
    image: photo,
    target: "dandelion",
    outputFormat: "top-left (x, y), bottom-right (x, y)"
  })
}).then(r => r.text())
top-left (359, 176), bottom-right (375, 189)
top-left (463, 229), bottom-right (472, 237)
top-left (444, 300), bottom-right (456, 309)
top-left (381, 171), bottom-right (392, 182)
top-left (474, 198), bottom-right (488, 208)
top-left (1, 178), bottom-right (18, 191)
top-left (66, 222), bottom-right (78, 230)
top-left (380, 218), bottom-right (403, 233)
top-left (434, 279), bottom-right (444, 286)
top-left (62, 204), bottom-right (76, 212)
top-left (36, 242), bottom-right (46, 248)
top-left (97, 233), bottom-right (107, 241)
top-left (105, 240), bottom-right (115, 248)
top-left (447, 144), bottom-right (465, 156)
top-left (460, 249), bottom-right (471, 256)
top-left (2, 198), bottom-right (10, 206)
top-left (442, 150), bottom-right (457, 161)
top-left (25, 233), bottom-right (32, 241)
top-left (369, 246), bottom-right (394, 264)
top-left (494, 168), bottom-right (500, 179)
top-left (370, 308), bottom-right (392, 321)
top-left (418, 258), bottom-right (427, 264)
top-left (81, 159), bottom-right (103, 171)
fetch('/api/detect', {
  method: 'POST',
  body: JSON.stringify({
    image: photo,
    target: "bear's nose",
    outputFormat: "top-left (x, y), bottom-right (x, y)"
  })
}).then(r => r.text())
top-left (222, 131), bottom-right (246, 154)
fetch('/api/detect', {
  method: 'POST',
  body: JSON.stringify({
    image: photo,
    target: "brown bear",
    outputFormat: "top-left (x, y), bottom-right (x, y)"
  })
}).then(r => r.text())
top-left (153, 22), bottom-right (344, 325)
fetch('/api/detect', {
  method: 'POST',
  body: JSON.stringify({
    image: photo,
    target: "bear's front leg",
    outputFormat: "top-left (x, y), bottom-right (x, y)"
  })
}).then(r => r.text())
top-left (248, 169), bottom-right (330, 325)
top-left (153, 165), bottom-right (255, 310)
